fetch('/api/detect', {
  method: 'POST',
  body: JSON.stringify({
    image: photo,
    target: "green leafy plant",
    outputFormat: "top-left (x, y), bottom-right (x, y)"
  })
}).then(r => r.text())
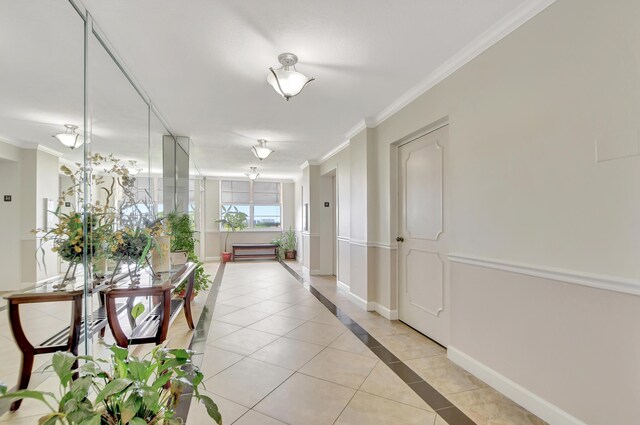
top-left (0, 346), bottom-right (221, 424)
top-left (272, 227), bottom-right (297, 260)
top-left (215, 206), bottom-right (248, 253)
top-left (166, 212), bottom-right (210, 296)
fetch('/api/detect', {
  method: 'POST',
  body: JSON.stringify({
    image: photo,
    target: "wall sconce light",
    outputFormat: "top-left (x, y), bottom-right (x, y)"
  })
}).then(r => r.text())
top-left (251, 139), bottom-right (274, 161)
top-left (245, 167), bottom-right (260, 181)
top-left (267, 53), bottom-right (315, 101)
top-left (53, 124), bottom-right (83, 149)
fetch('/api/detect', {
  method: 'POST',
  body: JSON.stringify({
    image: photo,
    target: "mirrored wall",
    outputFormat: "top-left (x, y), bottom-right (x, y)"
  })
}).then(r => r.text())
top-left (0, 0), bottom-right (196, 358)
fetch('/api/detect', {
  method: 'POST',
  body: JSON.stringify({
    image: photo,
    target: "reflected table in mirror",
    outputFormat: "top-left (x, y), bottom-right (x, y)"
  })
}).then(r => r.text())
top-left (3, 262), bottom-right (197, 411)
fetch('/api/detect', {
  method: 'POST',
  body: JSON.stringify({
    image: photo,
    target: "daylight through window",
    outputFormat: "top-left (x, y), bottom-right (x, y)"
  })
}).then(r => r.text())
top-left (220, 180), bottom-right (281, 229)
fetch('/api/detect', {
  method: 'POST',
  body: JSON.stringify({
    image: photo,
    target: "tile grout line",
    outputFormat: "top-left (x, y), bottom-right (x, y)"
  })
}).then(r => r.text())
top-left (279, 261), bottom-right (477, 425)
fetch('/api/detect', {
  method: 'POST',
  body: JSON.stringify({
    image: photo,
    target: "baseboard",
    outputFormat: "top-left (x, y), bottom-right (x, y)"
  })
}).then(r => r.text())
top-left (371, 302), bottom-right (399, 320)
top-left (348, 291), bottom-right (372, 311)
top-left (205, 256), bottom-right (220, 262)
top-left (336, 280), bottom-right (350, 292)
top-left (308, 269), bottom-right (322, 275)
top-left (448, 346), bottom-right (588, 425)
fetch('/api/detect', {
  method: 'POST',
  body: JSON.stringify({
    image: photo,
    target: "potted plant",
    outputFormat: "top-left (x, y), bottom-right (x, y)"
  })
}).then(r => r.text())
top-left (272, 227), bottom-right (297, 261)
top-left (281, 227), bottom-right (297, 260)
top-left (167, 212), bottom-right (194, 267)
top-left (166, 212), bottom-right (210, 298)
top-left (0, 345), bottom-right (222, 424)
top-left (215, 206), bottom-right (248, 263)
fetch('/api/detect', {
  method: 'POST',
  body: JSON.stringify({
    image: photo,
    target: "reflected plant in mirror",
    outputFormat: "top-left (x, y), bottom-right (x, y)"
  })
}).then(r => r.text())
top-left (33, 153), bottom-right (162, 286)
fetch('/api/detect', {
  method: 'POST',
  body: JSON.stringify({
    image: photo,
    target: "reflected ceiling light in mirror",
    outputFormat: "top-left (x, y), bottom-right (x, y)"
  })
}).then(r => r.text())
top-left (251, 139), bottom-right (274, 160)
top-left (245, 166), bottom-right (260, 181)
top-left (267, 53), bottom-right (315, 101)
top-left (53, 124), bottom-right (82, 149)
top-left (128, 162), bottom-right (143, 176)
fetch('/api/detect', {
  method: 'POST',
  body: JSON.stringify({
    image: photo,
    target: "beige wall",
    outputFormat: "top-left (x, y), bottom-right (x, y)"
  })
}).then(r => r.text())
top-left (0, 142), bottom-right (60, 289)
top-left (312, 0), bottom-right (640, 423)
top-left (0, 155), bottom-right (22, 289)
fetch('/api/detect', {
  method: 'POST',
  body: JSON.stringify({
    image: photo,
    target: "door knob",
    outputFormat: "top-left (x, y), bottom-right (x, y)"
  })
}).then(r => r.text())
top-left (396, 236), bottom-right (404, 242)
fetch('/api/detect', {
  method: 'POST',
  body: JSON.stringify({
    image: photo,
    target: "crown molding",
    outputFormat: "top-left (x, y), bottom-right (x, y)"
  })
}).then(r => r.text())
top-left (315, 0), bottom-right (557, 167)
top-left (299, 160), bottom-right (319, 170)
top-left (370, 0), bottom-right (557, 126)
top-left (36, 144), bottom-right (64, 157)
top-left (345, 119), bottom-right (367, 140)
top-left (319, 139), bottom-right (350, 163)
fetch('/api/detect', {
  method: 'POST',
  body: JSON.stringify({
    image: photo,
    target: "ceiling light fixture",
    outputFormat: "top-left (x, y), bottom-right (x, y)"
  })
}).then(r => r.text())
top-left (251, 139), bottom-right (274, 161)
top-left (267, 53), bottom-right (315, 101)
top-left (53, 124), bottom-right (83, 149)
top-left (245, 167), bottom-right (260, 181)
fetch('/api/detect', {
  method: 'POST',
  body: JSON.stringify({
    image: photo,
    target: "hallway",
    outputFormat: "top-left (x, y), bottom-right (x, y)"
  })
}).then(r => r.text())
top-left (187, 261), bottom-right (546, 425)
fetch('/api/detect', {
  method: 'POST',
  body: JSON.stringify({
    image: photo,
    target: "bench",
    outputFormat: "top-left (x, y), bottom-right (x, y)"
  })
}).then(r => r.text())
top-left (232, 243), bottom-right (279, 261)
top-left (104, 262), bottom-right (197, 348)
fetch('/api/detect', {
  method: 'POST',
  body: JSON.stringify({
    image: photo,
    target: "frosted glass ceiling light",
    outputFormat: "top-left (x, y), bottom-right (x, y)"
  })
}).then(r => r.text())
top-left (267, 53), bottom-right (315, 101)
top-left (245, 166), bottom-right (260, 181)
top-left (53, 124), bottom-right (83, 149)
top-left (251, 139), bottom-right (274, 160)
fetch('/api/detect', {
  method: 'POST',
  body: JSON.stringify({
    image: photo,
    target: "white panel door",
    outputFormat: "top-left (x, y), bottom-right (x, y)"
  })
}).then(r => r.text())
top-left (398, 125), bottom-right (449, 346)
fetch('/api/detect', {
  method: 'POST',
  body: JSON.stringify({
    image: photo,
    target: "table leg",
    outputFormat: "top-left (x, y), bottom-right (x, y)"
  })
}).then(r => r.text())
top-left (183, 272), bottom-right (195, 330)
top-left (10, 351), bottom-right (34, 412)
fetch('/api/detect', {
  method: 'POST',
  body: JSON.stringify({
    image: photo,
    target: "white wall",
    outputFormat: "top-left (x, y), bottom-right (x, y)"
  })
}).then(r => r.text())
top-left (313, 0), bottom-right (640, 423)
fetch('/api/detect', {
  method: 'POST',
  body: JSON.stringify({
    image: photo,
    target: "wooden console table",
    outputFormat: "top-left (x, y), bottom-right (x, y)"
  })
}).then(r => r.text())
top-left (4, 262), bottom-right (197, 410)
top-left (232, 243), bottom-right (279, 261)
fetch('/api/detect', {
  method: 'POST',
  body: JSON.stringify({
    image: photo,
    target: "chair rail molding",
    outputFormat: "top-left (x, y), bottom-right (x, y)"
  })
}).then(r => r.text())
top-left (448, 253), bottom-right (640, 297)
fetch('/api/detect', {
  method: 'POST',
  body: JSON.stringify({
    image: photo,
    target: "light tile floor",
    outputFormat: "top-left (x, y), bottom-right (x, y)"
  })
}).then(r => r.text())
top-left (0, 261), bottom-right (546, 425)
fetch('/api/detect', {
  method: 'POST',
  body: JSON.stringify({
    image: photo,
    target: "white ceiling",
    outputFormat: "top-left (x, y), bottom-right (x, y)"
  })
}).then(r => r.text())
top-left (1, 0), bottom-right (538, 179)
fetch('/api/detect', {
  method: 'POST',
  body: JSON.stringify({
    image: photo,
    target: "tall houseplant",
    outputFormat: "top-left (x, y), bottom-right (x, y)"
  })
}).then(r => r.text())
top-left (215, 206), bottom-right (248, 263)
top-left (166, 212), bottom-right (210, 297)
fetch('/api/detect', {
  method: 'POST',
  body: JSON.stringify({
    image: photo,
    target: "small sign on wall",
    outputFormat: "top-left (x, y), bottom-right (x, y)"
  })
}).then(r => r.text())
top-left (3, 195), bottom-right (11, 202)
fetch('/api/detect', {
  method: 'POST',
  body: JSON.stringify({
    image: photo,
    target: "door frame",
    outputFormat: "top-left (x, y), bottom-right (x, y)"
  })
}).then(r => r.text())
top-left (390, 117), bottom-right (449, 341)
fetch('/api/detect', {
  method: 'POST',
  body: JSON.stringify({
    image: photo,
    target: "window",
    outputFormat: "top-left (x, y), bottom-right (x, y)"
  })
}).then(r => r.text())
top-left (221, 180), bottom-right (282, 229)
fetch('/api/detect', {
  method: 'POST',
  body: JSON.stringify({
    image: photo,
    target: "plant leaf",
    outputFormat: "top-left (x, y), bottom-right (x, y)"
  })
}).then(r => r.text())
top-left (198, 394), bottom-right (222, 425)
top-left (0, 389), bottom-right (54, 404)
top-left (95, 378), bottom-right (132, 403)
top-left (77, 413), bottom-right (102, 425)
top-left (52, 351), bottom-right (76, 387)
top-left (110, 345), bottom-right (129, 361)
top-left (131, 303), bottom-right (145, 321)
top-left (38, 413), bottom-right (64, 425)
top-left (129, 418), bottom-right (148, 425)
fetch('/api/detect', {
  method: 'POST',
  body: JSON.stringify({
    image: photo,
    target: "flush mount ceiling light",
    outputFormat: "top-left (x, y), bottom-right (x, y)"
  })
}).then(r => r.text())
top-left (251, 139), bottom-right (274, 161)
top-left (245, 166), bottom-right (260, 181)
top-left (267, 53), bottom-right (315, 101)
top-left (53, 124), bottom-right (83, 149)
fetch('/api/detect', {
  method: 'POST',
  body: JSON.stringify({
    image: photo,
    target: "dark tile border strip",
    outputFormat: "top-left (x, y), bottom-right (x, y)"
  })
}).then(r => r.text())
top-left (279, 260), bottom-right (476, 425)
top-left (174, 262), bottom-right (225, 422)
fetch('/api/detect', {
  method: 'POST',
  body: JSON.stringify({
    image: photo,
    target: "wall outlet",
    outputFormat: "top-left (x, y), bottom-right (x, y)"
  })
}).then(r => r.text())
top-left (3, 195), bottom-right (11, 202)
